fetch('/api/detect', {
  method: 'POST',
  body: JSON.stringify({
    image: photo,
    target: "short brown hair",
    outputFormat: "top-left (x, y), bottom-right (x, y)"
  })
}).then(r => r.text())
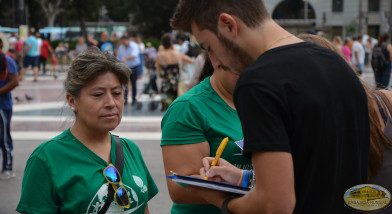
top-left (171, 0), bottom-right (270, 34)
top-left (64, 46), bottom-right (131, 98)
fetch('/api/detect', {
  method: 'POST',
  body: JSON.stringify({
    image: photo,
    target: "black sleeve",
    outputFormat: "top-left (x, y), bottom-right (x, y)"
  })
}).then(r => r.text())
top-left (235, 84), bottom-right (291, 158)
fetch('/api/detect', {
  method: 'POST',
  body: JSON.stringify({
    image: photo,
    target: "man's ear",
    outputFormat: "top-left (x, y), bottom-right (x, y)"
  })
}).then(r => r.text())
top-left (218, 13), bottom-right (238, 38)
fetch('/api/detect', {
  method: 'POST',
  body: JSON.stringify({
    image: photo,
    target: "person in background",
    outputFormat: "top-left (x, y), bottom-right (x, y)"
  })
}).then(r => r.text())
top-left (98, 31), bottom-right (114, 55)
top-left (170, 0), bottom-right (369, 213)
top-left (155, 33), bottom-right (192, 111)
top-left (352, 35), bottom-right (365, 76)
top-left (55, 42), bottom-right (67, 72)
top-left (35, 32), bottom-right (43, 63)
top-left (8, 33), bottom-right (17, 54)
top-left (188, 51), bottom-right (206, 89)
top-left (343, 39), bottom-right (352, 65)
top-left (117, 35), bottom-right (140, 105)
top-left (14, 36), bottom-right (24, 71)
top-left (0, 39), bottom-right (19, 180)
top-left (19, 30), bottom-right (39, 82)
top-left (136, 36), bottom-right (145, 77)
top-left (365, 37), bottom-right (373, 67)
top-left (86, 34), bottom-right (98, 47)
top-left (110, 32), bottom-right (121, 56)
top-left (16, 47), bottom-right (158, 213)
top-left (332, 36), bottom-right (343, 54)
top-left (75, 36), bottom-right (87, 57)
top-left (143, 42), bottom-right (158, 94)
top-left (50, 51), bottom-right (58, 79)
top-left (39, 35), bottom-right (53, 75)
top-left (373, 34), bottom-right (392, 89)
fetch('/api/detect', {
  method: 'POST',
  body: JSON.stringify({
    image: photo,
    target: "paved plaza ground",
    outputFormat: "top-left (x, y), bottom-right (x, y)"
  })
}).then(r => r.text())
top-left (0, 65), bottom-right (389, 213)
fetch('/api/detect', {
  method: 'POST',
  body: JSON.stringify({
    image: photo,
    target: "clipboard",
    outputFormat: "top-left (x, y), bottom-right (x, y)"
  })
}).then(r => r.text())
top-left (167, 172), bottom-right (250, 195)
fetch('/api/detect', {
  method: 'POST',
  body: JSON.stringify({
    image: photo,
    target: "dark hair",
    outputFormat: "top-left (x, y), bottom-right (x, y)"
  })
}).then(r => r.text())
top-left (377, 34), bottom-right (389, 47)
top-left (171, 0), bottom-right (270, 34)
top-left (198, 53), bottom-right (214, 83)
top-left (161, 33), bottom-right (172, 49)
top-left (120, 35), bottom-right (129, 40)
top-left (64, 46), bottom-right (131, 98)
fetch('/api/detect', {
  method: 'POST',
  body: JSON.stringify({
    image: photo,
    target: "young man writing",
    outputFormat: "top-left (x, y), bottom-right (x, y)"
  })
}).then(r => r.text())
top-left (170, 1), bottom-right (370, 213)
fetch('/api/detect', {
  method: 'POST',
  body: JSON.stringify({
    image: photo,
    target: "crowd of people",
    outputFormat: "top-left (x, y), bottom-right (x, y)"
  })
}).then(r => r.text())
top-left (1, 0), bottom-right (392, 213)
top-left (332, 34), bottom-right (392, 89)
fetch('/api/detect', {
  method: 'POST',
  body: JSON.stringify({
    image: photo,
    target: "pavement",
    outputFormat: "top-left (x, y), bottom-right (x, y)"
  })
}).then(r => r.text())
top-left (0, 64), bottom-right (389, 214)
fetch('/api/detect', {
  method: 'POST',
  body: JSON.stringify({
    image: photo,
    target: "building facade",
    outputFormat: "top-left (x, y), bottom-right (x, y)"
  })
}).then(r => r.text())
top-left (264, 0), bottom-right (392, 39)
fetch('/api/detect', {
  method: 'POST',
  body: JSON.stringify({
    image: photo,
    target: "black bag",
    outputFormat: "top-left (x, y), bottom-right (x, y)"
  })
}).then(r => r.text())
top-left (371, 45), bottom-right (387, 72)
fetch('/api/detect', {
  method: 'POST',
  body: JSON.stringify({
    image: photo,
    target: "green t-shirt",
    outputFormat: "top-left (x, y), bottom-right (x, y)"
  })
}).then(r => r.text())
top-left (161, 76), bottom-right (252, 214)
top-left (17, 129), bottom-right (158, 214)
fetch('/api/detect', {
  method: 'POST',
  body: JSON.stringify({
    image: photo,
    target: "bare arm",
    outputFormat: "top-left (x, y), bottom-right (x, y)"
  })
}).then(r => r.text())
top-left (144, 204), bottom-right (149, 214)
top-left (162, 142), bottom-right (211, 204)
top-left (0, 73), bottom-right (19, 95)
top-left (355, 51), bottom-right (359, 65)
top-left (388, 44), bottom-right (392, 61)
top-left (24, 44), bottom-right (31, 56)
top-left (180, 53), bottom-right (193, 64)
top-left (122, 54), bottom-right (135, 62)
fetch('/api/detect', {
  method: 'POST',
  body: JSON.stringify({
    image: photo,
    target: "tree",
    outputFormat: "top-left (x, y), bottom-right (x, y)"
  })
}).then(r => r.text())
top-left (132, 0), bottom-right (179, 38)
top-left (35, 0), bottom-right (67, 27)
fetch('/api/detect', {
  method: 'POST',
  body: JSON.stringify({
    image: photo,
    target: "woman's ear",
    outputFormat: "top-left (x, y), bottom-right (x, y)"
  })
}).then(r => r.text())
top-left (218, 13), bottom-right (238, 38)
top-left (66, 93), bottom-right (76, 111)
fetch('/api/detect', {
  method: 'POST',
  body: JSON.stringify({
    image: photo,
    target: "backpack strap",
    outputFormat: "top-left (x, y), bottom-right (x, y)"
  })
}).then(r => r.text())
top-left (99, 135), bottom-right (124, 214)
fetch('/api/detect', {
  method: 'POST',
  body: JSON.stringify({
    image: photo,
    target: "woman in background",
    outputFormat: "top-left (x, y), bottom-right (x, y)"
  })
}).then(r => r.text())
top-left (155, 33), bottom-right (192, 111)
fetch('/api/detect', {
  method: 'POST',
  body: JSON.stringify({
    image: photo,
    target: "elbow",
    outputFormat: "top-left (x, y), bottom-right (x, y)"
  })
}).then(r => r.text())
top-left (266, 197), bottom-right (295, 214)
top-left (167, 186), bottom-right (187, 204)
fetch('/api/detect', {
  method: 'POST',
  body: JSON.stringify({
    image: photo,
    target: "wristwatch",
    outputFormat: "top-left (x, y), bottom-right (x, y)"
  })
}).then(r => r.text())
top-left (222, 196), bottom-right (236, 214)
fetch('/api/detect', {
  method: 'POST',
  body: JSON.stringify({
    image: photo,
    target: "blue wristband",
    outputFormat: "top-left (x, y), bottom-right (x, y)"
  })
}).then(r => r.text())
top-left (241, 170), bottom-right (250, 187)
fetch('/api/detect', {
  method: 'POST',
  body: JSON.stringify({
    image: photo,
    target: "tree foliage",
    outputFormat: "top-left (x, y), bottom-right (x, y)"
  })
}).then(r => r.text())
top-left (130, 0), bottom-right (178, 38)
top-left (1, 0), bottom-right (179, 40)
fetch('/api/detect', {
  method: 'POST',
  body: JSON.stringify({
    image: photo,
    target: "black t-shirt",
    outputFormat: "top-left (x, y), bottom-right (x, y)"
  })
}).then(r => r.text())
top-left (234, 42), bottom-right (370, 213)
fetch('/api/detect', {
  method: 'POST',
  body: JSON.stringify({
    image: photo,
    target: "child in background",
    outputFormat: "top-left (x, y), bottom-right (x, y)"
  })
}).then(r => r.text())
top-left (50, 53), bottom-right (58, 79)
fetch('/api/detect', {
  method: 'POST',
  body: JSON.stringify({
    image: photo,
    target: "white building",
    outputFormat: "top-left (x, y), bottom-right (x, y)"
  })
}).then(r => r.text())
top-left (264, 0), bottom-right (392, 39)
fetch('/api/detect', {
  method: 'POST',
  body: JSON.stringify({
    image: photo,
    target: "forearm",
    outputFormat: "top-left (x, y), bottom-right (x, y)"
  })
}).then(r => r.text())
top-left (227, 186), bottom-right (295, 214)
top-left (0, 78), bottom-right (18, 95)
top-left (168, 175), bottom-right (211, 204)
top-left (124, 55), bottom-right (135, 61)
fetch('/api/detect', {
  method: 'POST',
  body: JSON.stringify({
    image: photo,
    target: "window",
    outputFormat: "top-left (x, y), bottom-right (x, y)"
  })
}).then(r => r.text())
top-left (367, 25), bottom-right (379, 39)
top-left (332, 26), bottom-right (343, 37)
top-left (332, 0), bottom-right (343, 12)
top-left (368, 0), bottom-right (380, 12)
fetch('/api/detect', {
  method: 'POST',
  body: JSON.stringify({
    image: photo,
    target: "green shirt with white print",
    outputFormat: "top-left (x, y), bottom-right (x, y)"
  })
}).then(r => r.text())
top-left (17, 128), bottom-right (158, 214)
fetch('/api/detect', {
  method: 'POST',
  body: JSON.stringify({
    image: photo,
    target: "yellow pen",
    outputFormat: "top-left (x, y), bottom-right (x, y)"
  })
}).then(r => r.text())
top-left (204, 137), bottom-right (229, 180)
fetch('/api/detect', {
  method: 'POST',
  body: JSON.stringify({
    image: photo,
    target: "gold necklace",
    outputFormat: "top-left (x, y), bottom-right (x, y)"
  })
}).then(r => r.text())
top-left (267, 34), bottom-right (293, 49)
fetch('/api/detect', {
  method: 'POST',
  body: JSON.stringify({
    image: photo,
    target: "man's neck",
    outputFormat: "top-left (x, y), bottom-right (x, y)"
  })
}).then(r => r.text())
top-left (239, 19), bottom-right (302, 60)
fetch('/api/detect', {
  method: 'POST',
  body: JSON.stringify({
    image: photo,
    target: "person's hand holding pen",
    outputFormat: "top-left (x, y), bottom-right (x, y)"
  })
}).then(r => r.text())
top-left (200, 157), bottom-right (243, 185)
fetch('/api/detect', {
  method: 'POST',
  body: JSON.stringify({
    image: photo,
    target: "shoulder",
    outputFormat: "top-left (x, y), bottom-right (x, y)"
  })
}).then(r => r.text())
top-left (120, 137), bottom-right (143, 156)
